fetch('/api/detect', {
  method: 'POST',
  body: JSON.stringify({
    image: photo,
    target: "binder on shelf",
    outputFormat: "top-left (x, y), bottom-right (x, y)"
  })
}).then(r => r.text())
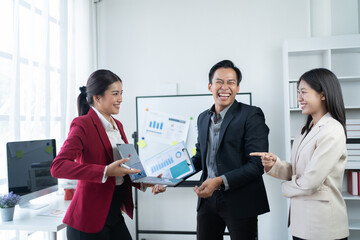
top-left (347, 125), bottom-right (360, 131)
top-left (289, 82), bottom-right (298, 109)
top-left (348, 149), bottom-right (360, 155)
top-left (347, 131), bottom-right (360, 138)
top-left (346, 119), bottom-right (360, 125)
top-left (358, 172), bottom-right (360, 197)
top-left (348, 156), bottom-right (360, 161)
top-left (347, 144), bottom-right (360, 149)
top-left (346, 144), bottom-right (360, 162)
top-left (348, 170), bottom-right (359, 196)
top-left (346, 119), bottom-right (360, 138)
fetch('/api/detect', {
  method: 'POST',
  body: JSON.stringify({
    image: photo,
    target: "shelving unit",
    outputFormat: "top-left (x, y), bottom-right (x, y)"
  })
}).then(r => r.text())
top-left (283, 34), bottom-right (360, 240)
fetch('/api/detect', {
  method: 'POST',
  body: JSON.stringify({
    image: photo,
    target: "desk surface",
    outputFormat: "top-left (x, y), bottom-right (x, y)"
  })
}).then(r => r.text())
top-left (0, 192), bottom-right (70, 232)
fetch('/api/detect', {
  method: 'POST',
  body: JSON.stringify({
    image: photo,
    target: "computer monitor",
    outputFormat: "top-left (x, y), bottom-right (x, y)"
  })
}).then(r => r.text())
top-left (6, 139), bottom-right (58, 209)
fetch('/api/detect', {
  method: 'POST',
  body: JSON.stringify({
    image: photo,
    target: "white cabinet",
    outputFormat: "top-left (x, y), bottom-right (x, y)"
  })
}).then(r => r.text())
top-left (282, 34), bottom-right (360, 240)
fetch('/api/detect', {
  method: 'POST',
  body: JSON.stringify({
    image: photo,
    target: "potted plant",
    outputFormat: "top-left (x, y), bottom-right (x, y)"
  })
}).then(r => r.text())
top-left (0, 192), bottom-right (21, 221)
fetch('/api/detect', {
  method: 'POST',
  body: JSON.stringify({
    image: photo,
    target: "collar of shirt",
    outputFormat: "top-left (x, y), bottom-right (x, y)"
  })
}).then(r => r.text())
top-left (91, 106), bottom-right (119, 131)
top-left (209, 101), bottom-right (234, 122)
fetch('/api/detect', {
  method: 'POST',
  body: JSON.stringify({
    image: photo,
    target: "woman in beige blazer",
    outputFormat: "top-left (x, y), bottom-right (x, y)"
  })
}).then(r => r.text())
top-left (251, 68), bottom-right (349, 240)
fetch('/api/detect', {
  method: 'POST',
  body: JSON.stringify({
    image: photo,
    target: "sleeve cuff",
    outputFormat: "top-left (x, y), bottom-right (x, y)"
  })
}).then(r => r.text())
top-left (139, 183), bottom-right (147, 192)
top-left (266, 156), bottom-right (280, 176)
top-left (102, 166), bottom-right (108, 183)
top-left (221, 175), bottom-right (229, 191)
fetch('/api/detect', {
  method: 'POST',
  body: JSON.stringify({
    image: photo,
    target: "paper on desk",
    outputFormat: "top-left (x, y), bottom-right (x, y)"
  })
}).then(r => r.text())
top-left (37, 209), bottom-right (66, 218)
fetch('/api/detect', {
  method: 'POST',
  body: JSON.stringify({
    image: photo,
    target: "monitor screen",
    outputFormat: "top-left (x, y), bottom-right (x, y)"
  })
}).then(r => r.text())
top-left (6, 139), bottom-right (58, 209)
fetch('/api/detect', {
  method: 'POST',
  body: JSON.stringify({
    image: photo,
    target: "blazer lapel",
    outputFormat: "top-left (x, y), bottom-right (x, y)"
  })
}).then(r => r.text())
top-left (200, 111), bottom-right (211, 176)
top-left (291, 132), bottom-right (306, 173)
top-left (294, 113), bottom-right (332, 163)
top-left (89, 108), bottom-right (114, 163)
top-left (296, 125), bottom-right (320, 156)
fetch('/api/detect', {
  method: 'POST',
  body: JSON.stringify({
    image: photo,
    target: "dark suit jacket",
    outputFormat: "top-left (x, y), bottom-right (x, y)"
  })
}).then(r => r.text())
top-left (192, 100), bottom-right (270, 218)
top-left (50, 108), bottom-right (138, 233)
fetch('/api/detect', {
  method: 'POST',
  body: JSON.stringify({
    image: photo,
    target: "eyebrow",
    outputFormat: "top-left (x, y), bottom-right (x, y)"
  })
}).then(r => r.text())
top-left (111, 90), bottom-right (120, 93)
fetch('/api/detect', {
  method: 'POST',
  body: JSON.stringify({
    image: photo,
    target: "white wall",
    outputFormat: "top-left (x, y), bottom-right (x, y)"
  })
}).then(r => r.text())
top-left (94, 0), bottom-right (351, 239)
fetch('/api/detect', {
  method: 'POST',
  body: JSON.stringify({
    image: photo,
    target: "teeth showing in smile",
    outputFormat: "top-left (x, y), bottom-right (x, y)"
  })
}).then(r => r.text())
top-left (218, 93), bottom-right (230, 97)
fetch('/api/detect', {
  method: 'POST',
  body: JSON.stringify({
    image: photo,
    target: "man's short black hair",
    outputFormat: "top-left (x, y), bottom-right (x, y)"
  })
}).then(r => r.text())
top-left (208, 60), bottom-right (242, 85)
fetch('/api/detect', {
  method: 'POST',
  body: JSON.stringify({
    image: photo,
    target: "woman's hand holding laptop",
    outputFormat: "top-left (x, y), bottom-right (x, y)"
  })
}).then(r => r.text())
top-left (106, 158), bottom-right (141, 177)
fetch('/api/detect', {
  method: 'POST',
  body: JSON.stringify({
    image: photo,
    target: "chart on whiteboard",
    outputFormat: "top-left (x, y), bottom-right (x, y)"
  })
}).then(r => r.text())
top-left (142, 111), bottom-right (190, 144)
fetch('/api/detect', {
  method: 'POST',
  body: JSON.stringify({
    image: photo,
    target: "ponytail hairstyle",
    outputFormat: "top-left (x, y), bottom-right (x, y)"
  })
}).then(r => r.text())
top-left (298, 68), bottom-right (346, 136)
top-left (77, 69), bottom-right (122, 116)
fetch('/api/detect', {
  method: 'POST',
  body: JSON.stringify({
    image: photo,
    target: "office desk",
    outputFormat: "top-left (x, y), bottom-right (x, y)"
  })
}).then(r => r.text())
top-left (0, 192), bottom-right (70, 240)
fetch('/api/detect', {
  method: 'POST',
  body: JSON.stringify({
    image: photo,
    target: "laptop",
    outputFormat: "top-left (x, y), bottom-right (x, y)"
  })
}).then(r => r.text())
top-left (116, 144), bottom-right (185, 187)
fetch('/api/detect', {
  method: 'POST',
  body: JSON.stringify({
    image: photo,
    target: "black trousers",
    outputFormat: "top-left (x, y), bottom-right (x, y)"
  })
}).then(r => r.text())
top-left (197, 190), bottom-right (258, 240)
top-left (293, 236), bottom-right (348, 240)
top-left (67, 185), bottom-right (132, 240)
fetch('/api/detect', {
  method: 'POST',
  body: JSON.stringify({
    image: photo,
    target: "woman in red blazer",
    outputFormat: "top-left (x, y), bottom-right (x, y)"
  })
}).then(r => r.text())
top-left (51, 70), bottom-right (164, 240)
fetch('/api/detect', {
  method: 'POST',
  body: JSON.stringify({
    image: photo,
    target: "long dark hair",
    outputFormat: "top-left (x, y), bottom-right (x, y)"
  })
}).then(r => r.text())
top-left (77, 69), bottom-right (122, 116)
top-left (298, 68), bottom-right (346, 135)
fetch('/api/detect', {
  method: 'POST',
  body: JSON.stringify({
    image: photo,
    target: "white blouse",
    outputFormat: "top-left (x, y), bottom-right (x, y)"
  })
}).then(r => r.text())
top-left (92, 107), bottom-right (124, 185)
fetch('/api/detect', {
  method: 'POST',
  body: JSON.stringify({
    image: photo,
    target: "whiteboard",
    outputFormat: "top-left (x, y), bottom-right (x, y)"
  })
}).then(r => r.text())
top-left (135, 93), bottom-right (251, 181)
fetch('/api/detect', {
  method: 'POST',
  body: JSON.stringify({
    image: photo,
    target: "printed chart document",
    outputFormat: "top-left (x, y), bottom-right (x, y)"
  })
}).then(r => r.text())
top-left (142, 141), bottom-right (195, 179)
top-left (142, 111), bottom-right (190, 144)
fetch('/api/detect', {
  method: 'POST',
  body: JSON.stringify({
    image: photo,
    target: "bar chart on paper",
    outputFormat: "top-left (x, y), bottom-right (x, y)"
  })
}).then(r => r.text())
top-left (150, 157), bottom-right (174, 173)
top-left (148, 120), bottom-right (164, 134)
top-left (142, 111), bottom-right (190, 145)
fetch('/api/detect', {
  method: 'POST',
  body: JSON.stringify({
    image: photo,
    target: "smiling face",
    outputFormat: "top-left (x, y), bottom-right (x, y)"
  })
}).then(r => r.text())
top-left (208, 67), bottom-right (240, 114)
top-left (298, 79), bottom-right (326, 123)
top-left (93, 81), bottom-right (123, 120)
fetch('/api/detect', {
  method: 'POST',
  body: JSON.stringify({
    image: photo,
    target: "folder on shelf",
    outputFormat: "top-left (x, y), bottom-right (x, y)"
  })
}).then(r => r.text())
top-left (346, 119), bottom-right (360, 125)
top-left (348, 170), bottom-right (358, 196)
top-left (358, 172), bottom-right (360, 197)
top-left (348, 149), bottom-right (360, 155)
top-left (347, 131), bottom-right (360, 138)
top-left (347, 144), bottom-right (360, 150)
top-left (348, 155), bottom-right (360, 161)
top-left (347, 125), bottom-right (360, 131)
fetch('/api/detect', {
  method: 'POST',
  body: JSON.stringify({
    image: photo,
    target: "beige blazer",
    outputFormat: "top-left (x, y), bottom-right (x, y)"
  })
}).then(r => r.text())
top-left (268, 113), bottom-right (349, 240)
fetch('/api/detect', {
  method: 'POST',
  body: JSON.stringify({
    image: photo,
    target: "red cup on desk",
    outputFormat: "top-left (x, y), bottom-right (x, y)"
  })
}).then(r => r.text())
top-left (64, 188), bottom-right (75, 200)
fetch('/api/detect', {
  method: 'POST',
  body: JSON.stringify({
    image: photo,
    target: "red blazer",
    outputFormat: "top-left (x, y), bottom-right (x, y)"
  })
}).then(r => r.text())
top-left (50, 108), bottom-right (137, 233)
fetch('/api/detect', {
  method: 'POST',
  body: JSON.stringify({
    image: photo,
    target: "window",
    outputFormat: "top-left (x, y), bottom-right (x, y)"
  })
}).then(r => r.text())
top-left (0, 0), bottom-right (67, 188)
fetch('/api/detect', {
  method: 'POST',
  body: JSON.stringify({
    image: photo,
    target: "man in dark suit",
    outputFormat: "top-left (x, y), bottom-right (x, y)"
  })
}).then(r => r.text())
top-left (192, 60), bottom-right (270, 240)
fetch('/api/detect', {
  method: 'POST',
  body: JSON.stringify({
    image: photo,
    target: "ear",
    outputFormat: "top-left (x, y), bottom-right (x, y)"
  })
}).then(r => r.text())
top-left (321, 92), bottom-right (325, 101)
top-left (93, 95), bottom-right (100, 103)
top-left (208, 83), bottom-right (212, 92)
